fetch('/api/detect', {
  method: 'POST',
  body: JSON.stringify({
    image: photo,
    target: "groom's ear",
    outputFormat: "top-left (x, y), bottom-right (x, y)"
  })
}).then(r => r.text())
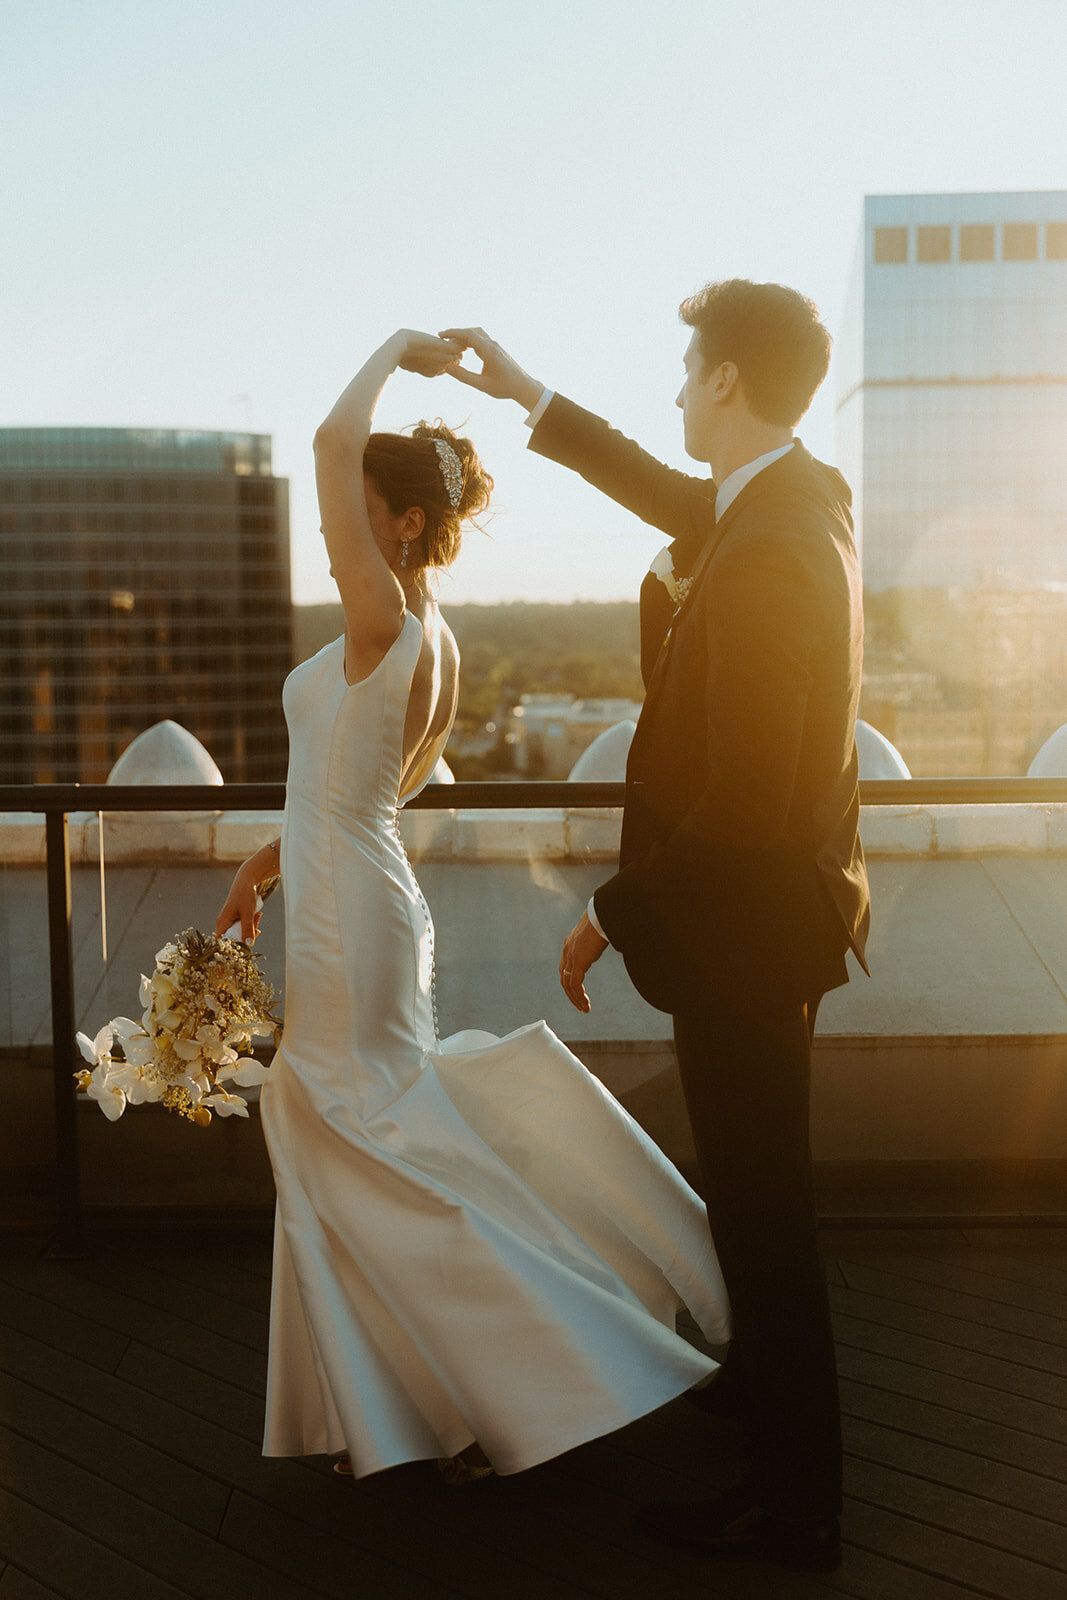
top-left (710, 362), bottom-right (740, 404)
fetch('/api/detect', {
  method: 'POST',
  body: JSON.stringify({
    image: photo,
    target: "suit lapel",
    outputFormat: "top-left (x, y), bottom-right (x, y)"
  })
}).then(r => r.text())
top-left (637, 444), bottom-right (809, 716)
top-left (638, 522), bottom-right (712, 686)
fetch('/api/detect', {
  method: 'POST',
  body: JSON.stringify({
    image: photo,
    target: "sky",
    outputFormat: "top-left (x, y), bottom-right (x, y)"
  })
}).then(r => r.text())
top-left (3, 0), bottom-right (1066, 605)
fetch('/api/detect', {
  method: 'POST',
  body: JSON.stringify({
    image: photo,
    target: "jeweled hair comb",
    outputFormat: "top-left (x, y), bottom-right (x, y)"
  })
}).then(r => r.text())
top-left (433, 438), bottom-right (463, 508)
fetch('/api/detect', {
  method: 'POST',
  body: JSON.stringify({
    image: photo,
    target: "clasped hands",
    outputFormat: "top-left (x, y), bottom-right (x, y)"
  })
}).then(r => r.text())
top-left (396, 327), bottom-right (544, 412)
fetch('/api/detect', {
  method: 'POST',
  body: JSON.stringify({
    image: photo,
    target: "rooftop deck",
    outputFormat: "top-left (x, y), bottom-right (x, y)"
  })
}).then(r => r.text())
top-left (2, 1223), bottom-right (1066, 1599)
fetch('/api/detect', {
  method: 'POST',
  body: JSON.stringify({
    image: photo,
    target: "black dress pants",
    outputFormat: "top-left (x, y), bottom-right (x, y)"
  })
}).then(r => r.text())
top-left (672, 987), bottom-right (841, 1518)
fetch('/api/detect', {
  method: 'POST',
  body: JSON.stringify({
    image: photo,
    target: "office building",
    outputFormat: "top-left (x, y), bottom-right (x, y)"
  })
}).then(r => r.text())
top-left (509, 694), bottom-right (643, 778)
top-left (0, 428), bottom-right (292, 784)
top-left (836, 191), bottom-right (1067, 774)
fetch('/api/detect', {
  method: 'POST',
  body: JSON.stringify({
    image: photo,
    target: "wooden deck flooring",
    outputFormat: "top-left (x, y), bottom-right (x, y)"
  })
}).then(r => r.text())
top-left (1, 1224), bottom-right (1066, 1599)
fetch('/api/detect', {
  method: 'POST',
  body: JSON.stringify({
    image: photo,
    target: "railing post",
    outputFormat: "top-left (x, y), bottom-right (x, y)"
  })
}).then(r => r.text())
top-left (45, 809), bottom-right (83, 1256)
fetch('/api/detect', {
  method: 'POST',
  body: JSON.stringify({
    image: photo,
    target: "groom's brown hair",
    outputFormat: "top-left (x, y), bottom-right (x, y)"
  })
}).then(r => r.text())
top-left (680, 278), bottom-right (831, 429)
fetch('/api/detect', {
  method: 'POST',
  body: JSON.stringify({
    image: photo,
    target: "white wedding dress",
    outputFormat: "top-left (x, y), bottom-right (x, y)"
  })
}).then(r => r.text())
top-left (260, 608), bottom-right (730, 1477)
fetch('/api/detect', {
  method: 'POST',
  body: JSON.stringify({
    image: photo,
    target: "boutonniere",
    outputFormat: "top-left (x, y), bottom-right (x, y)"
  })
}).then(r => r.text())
top-left (649, 546), bottom-right (694, 609)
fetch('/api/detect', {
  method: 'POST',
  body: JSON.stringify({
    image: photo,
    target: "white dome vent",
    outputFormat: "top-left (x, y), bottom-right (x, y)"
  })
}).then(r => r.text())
top-left (108, 719), bottom-right (224, 788)
top-left (1028, 723), bottom-right (1067, 778)
top-left (856, 720), bottom-right (911, 780)
top-left (567, 721), bottom-right (636, 782)
top-left (428, 756), bottom-right (455, 785)
top-left (103, 720), bottom-right (224, 829)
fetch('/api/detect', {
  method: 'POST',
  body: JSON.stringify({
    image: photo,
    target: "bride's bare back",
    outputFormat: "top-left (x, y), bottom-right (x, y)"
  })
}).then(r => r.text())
top-left (400, 602), bottom-right (459, 797)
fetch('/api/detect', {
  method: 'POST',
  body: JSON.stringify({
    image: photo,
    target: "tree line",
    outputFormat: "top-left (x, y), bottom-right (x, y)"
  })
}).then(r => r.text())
top-left (294, 601), bottom-right (644, 730)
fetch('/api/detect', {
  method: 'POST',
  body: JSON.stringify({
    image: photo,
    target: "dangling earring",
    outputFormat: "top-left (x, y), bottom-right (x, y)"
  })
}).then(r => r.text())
top-left (400, 539), bottom-right (409, 570)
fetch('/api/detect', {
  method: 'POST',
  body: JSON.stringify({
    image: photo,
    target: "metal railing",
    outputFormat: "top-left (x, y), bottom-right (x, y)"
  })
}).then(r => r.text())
top-left (4, 775), bottom-right (1067, 1252)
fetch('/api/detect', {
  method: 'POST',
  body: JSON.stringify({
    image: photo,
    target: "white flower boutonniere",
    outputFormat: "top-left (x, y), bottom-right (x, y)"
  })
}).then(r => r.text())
top-left (649, 546), bottom-right (694, 609)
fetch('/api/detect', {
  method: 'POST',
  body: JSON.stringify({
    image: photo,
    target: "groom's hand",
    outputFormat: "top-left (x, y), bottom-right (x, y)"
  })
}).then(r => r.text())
top-left (559, 912), bottom-right (608, 1014)
top-left (438, 327), bottom-right (544, 411)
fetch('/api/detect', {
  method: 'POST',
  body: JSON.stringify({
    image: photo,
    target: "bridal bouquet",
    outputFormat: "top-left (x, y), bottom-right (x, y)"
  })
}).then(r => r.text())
top-left (75, 928), bottom-right (281, 1126)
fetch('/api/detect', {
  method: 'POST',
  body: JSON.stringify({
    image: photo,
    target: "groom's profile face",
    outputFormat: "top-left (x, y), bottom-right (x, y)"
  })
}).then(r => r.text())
top-left (676, 331), bottom-right (718, 464)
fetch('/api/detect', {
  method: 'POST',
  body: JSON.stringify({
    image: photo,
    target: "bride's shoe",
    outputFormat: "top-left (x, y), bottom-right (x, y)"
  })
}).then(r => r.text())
top-left (436, 1444), bottom-right (494, 1485)
top-left (332, 1451), bottom-right (354, 1476)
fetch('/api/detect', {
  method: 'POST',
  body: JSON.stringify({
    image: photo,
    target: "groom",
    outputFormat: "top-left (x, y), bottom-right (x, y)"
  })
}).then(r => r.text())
top-left (444, 280), bottom-right (869, 1571)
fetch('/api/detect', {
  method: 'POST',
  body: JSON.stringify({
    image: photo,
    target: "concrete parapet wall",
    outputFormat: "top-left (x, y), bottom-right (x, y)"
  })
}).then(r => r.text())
top-left (4, 1032), bottom-right (1065, 1211)
top-left (4, 808), bottom-right (1067, 1206)
top-left (6, 803), bottom-right (1067, 865)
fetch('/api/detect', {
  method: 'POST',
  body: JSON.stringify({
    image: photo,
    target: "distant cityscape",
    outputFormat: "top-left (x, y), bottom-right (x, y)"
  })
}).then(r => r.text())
top-left (3, 189), bottom-right (1066, 785)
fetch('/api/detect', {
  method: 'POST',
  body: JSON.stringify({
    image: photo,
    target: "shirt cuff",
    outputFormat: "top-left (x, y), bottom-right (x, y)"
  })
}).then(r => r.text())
top-left (523, 388), bottom-right (554, 429)
top-left (587, 896), bottom-right (609, 943)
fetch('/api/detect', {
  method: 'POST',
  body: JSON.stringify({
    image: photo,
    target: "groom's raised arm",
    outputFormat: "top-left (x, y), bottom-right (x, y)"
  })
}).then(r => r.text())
top-left (526, 393), bottom-right (716, 543)
top-left (441, 327), bottom-right (715, 542)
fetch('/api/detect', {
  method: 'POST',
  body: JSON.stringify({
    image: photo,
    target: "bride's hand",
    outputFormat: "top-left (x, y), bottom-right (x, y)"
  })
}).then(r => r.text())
top-left (438, 327), bottom-right (544, 411)
top-left (395, 329), bottom-right (465, 379)
top-left (215, 859), bottom-right (263, 945)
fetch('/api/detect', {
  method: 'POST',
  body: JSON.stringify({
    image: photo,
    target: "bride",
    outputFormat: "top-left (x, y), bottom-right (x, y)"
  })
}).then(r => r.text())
top-left (215, 328), bottom-right (730, 1483)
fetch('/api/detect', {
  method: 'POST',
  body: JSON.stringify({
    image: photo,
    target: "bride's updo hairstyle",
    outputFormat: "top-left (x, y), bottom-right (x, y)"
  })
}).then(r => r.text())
top-left (363, 421), bottom-right (493, 571)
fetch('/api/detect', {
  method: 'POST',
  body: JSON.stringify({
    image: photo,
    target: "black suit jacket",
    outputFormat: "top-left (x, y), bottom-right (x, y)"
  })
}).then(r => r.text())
top-left (529, 395), bottom-right (870, 1013)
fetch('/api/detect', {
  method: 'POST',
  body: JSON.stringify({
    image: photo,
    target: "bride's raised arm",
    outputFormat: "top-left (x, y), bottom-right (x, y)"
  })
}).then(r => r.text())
top-left (313, 330), bottom-right (463, 674)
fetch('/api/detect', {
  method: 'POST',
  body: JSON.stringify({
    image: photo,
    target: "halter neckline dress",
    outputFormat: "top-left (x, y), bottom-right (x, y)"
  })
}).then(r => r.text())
top-left (260, 609), bottom-right (730, 1476)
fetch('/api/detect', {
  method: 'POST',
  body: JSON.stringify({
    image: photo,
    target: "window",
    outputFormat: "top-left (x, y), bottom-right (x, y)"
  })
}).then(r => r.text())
top-left (960, 224), bottom-right (994, 261)
top-left (1003, 223), bottom-right (1038, 260)
top-left (873, 226), bottom-right (908, 264)
top-left (916, 225), bottom-right (952, 263)
top-left (1046, 222), bottom-right (1067, 259)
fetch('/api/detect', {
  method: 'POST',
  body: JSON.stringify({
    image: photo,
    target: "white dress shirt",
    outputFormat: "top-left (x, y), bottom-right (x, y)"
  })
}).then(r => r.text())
top-left (712, 441), bottom-right (795, 519)
top-left (523, 388), bottom-right (554, 429)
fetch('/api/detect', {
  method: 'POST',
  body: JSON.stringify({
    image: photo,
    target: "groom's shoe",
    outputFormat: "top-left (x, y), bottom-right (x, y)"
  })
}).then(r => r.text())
top-left (639, 1487), bottom-right (841, 1572)
top-left (685, 1351), bottom-right (748, 1422)
top-left (685, 1372), bottom-right (747, 1422)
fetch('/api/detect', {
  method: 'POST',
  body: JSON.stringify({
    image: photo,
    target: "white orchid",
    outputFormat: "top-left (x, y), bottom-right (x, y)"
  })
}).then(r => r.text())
top-left (140, 970), bottom-right (182, 1034)
top-left (216, 1057), bottom-right (271, 1088)
top-left (648, 545), bottom-right (680, 603)
top-left (191, 1024), bottom-right (240, 1069)
top-left (73, 1026), bottom-right (126, 1118)
top-left (76, 1022), bottom-right (115, 1068)
top-left (85, 1061), bottom-right (127, 1121)
top-left (168, 1060), bottom-right (210, 1102)
top-left (182, 1075), bottom-right (209, 1109)
top-left (110, 1016), bottom-right (155, 1060)
top-left (204, 1088), bottom-right (249, 1118)
top-left (147, 970), bottom-right (180, 1010)
top-left (110, 1057), bottom-right (163, 1105)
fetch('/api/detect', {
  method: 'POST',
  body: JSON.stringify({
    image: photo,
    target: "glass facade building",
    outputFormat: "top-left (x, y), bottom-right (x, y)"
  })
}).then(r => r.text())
top-left (836, 192), bottom-right (1067, 775)
top-left (0, 428), bottom-right (293, 784)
